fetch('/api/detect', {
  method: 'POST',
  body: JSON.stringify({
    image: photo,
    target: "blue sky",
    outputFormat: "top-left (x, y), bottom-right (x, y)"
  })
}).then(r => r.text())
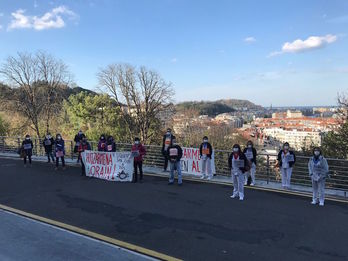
top-left (0, 0), bottom-right (347, 106)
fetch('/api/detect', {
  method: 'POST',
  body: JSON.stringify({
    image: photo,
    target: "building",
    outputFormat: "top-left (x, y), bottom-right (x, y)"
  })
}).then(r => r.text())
top-left (261, 128), bottom-right (323, 150)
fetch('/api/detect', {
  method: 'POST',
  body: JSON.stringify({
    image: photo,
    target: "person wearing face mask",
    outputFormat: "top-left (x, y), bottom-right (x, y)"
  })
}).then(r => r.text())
top-left (43, 133), bottom-right (55, 163)
top-left (162, 128), bottom-right (174, 172)
top-left (22, 134), bottom-right (33, 167)
top-left (98, 134), bottom-right (107, 152)
top-left (106, 135), bottom-right (116, 152)
top-left (166, 137), bottom-right (183, 185)
top-left (228, 144), bottom-right (250, 201)
top-left (74, 130), bottom-right (84, 163)
top-left (199, 136), bottom-right (213, 180)
top-left (308, 147), bottom-right (329, 206)
top-left (54, 134), bottom-right (65, 170)
top-left (243, 140), bottom-right (257, 186)
top-left (78, 134), bottom-right (91, 176)
top-left (277, 142), bottom-right (296, 189)
top-left (131, 137), bottom-right (146, 183)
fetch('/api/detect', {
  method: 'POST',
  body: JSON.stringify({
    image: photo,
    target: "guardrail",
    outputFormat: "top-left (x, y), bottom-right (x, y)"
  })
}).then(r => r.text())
top-left (1, 136), bottom-right (347, 192)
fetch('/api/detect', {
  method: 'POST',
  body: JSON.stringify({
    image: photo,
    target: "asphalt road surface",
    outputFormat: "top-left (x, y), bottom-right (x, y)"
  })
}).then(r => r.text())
top-left (0, 209), bottom-right (154, 261)
top-left (0, 158), bottom-right (347, 261)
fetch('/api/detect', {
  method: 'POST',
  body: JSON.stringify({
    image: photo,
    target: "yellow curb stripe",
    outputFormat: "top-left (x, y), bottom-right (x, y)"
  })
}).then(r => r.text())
top-left (144, 172), bottom-right (348, 204)
top-left (0, 203), bottom-right (182, 261)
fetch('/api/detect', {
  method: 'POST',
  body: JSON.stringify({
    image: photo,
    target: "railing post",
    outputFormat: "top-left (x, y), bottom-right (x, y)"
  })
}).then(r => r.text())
top-left (34, 139), bottom-right (37, 156)
top-left (266, 154), bottom-right (270, 184)
top-left (71, 140), bottom-right (74, 160)
top-left (17, 137), bottom-right (21, 150)
top-left (1, 137), bottom-right (4, 153)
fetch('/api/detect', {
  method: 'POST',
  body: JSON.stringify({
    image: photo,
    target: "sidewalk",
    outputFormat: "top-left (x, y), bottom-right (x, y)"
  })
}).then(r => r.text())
top-left (1, 152), bottom-right (347, 200)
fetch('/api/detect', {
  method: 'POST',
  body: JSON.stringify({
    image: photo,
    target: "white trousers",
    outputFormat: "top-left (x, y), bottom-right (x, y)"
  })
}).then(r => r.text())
top-left (245, 163), bottom-right (256, 184)
top-left (232, 171), bottom-right (245, 198)
top-left (281, 168), bottom-right (293, 188)
top-left (312, 178), bottom-right (326, 203)
top-left (201, 158), bottom-right (212, 178)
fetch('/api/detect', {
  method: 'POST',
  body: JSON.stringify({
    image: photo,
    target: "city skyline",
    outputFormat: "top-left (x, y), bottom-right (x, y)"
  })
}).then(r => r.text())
top-left (0, 0), bottom-right (347, 107)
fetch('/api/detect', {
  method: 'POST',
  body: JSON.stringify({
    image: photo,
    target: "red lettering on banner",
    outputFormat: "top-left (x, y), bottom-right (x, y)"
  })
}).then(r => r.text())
top-left (95, 166), bottom-right (100, 176)
top-left (192, 149), bottom-right (198, 160)
top-left (192, 160), bottom-right (200, 173)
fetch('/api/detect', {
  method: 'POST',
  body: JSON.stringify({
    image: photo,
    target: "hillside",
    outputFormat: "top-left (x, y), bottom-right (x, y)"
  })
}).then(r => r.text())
top-left (176, 99), bottom-right (262, 116)
top-left (0, 83), bottom-right (96, 100)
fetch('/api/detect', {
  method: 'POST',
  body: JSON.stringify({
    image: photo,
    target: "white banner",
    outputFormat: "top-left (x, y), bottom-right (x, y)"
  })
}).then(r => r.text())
top-left (81, 151), bottom-right (133, 182)
top-left (180, 147), bottom-right (216, 176)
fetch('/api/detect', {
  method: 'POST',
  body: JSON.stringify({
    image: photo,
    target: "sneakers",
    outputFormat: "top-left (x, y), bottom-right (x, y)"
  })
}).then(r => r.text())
top-left (230, 193), bottom-right (238, 199)
top-left (207, 176), bottom-right (212, 181)
top-left (239, 197), bottom-right (244, 201)
top-left (200, 175), bottom-right (206, 180)
top-left (319, 202), bottom-right (324, 206)
top-left (311, 200), bottom-right (318, 205)
top-left (251, 182), bottom-right (255, 186)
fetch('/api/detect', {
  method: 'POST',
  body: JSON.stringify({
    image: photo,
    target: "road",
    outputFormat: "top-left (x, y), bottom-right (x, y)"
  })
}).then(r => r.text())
top-left (0, 157), bottom-right (347, 260)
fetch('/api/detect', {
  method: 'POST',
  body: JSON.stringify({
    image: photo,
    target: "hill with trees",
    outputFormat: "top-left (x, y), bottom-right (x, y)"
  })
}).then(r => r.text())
top-left (175, 99), bottom-right (262, 116)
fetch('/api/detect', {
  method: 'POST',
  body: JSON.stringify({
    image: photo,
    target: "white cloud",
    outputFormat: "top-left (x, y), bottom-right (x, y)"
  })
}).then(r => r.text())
top-left (244, 36), bottom-right (256, 43)
top-left (8, 5), bottom-right (78, 31)
top-left (269, 34), bottom-right (337, 57)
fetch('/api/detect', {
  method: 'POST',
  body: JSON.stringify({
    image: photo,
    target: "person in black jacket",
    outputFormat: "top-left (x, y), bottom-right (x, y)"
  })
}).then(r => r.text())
top-left (161, 128), bottom-right (174, 171)
top-left (199, 136), bottom-right (213, 180)
top-left (74, 130), bottom-right (84, 163)
top-left (277, 142), bottom-right (296, 189)
top-left (228, 144), bottom-right (250, 201)
top-left (243, 140), bottom-right (257, 186)
top-left (106, 135), bottom-right (116, 152)
top-left (166, 136), bottom-right (183, 185)
top-left (54, 134), bottom-right (65, 170)
top-left (43, 133), bottom-right (55, 163)
top-left (22, 134), bottom-right (33, 167)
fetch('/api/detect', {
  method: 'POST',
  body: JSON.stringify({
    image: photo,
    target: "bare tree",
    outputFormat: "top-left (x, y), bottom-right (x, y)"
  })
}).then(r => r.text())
top-left (97, 64), bottom-right (174, 143)
top-left (0, 51), bottom-right (71, 138)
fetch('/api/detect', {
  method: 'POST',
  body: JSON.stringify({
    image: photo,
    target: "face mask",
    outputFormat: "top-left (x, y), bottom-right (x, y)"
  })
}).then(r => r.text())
top-left (248, 145), bottom-right (252, 148)
top-left (135, 141), bottom-right (139, 145)
top-left (314, 151), bottom-right (320, 156)
top-left (283, 146), bottom-right (289, 151)
top-left (47, 135), bottom-right (51, 139)
top-left (203, 139), bottom-right (208, 143)
top-left (233, 148), bottom-right (239, 153)
top-left (101, 137), bottom-right (105, 140)
top-left (57, 136), bottom-right (61, 140)
top-left (26, 137), bottom-right (30, 140)
top-left (166, 132), bottom-right (171, 135)
top-left (172, 141), bottom-right (176, 145)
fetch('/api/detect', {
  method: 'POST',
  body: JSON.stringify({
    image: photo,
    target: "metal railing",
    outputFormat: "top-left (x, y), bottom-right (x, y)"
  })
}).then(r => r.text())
top-left (1, 136), bottom-right (347, 192)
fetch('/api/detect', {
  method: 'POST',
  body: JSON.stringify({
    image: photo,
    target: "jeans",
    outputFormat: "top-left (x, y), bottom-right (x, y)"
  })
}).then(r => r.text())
top-left (56, 156), bottom-right (65, 167)
top-left (312, 178), bottom-right (326, 203)
top-left (23, 155), bottom-right (32, 165)
top-left (281, 168), bottom-right (293, 188)
top-left (133, 161), bottom-right (143, 182)
top-left (201, 158), bottom-right (212, 178)
top-left (169, 161), bottom-right (182, 184)
top-left (46, 150), bottom-right (55, 162)
top-left (232, 170), bottom-right (245, 199)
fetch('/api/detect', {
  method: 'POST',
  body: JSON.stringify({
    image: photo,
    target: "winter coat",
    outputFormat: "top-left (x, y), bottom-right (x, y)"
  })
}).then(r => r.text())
top-left (131, 144), bottom-right (146, 162)
top-left (243, 147), bottom-right (257, 165)
top-left (199, 142), bottom-right (213, 159)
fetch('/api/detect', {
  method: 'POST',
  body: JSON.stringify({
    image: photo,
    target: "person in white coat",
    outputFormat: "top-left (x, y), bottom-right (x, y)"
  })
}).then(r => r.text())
top-left (308, 147), bottom-right (329, 206)
top-left (228, 144), bottom-right (250, 201)
top-left (277, 142), bottom-right (296, 189)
